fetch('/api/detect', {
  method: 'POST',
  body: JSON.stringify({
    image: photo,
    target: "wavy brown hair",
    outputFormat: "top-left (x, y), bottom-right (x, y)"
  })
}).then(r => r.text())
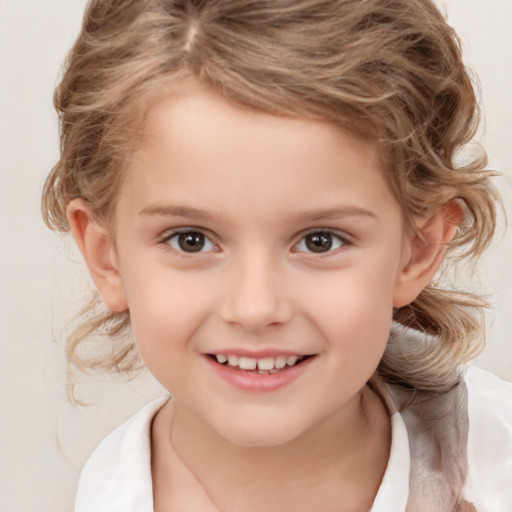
top-left (42, 0), bottom-right (499, 394)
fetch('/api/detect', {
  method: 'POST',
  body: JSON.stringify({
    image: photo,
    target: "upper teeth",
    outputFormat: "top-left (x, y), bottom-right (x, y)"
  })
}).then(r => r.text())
top-left (215, 354), bottom-right (301, 370)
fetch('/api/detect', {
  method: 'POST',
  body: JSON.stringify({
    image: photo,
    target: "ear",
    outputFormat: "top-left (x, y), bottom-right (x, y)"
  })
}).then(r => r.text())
top-left (67, 199), bottom-right (128, 312)
top-left (393, 201), bottom-right (464, 308)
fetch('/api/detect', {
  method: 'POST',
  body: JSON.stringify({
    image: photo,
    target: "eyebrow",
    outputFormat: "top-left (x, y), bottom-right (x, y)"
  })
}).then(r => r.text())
top-left (139, 204), bottom-right (377, 222)
top-left (139, 204), bottom-right (216, 222)
top-left (299, 207), bottom-right (378, 222)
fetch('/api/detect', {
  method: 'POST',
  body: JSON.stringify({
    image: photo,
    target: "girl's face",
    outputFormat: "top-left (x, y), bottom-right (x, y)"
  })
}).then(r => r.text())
top-left (110, 83), bottom-right (411, 447)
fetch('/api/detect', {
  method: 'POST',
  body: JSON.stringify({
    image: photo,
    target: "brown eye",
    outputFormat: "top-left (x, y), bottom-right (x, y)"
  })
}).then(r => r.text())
top-left (295, 231), bottom-right (345, 254)
top-left (167, 231), bottom-right (214, 253)
top-left (178, 232), bottom-right (205, 252)
top-left (305, 233), bottom-right (333, 252)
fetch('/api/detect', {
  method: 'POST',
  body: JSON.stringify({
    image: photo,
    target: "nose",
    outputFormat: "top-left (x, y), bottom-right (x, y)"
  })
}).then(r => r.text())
top-left (219, 253), bottom-right (294, 333)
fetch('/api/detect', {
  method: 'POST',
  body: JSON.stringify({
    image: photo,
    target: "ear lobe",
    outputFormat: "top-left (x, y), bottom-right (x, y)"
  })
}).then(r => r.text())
top-left (67, 199), bottom-right (128, 313)
top-left (393, 201), bottom-right (464, 308)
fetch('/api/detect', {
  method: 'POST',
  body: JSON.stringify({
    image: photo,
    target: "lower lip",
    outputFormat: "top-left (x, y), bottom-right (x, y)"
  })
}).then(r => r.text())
top-left (204, 356), bottom-right (315, 392)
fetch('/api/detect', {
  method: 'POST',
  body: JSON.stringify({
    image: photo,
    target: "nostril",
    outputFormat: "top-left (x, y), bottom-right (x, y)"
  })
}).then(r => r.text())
top-left (218, 268), bottom-right (294, 332)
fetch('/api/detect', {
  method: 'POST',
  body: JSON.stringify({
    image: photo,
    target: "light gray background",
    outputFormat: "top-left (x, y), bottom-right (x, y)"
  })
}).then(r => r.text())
top-left (1, 1), bottom-right (511, 510)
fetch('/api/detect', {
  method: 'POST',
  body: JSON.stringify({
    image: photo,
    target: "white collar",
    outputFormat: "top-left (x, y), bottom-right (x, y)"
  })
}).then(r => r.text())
top-left (74, 397), bottom-right (168, 512)
top-left (75, 391), bottom-right (410, 511)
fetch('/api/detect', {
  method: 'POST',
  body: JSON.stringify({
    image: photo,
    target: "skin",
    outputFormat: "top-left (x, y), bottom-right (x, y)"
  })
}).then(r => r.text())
top-left (68, 82), bottom-right (461, 511)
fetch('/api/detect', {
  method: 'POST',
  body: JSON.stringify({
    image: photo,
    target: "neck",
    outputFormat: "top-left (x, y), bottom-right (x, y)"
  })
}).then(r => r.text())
top-left (154, 384), bottom-right (391, 512)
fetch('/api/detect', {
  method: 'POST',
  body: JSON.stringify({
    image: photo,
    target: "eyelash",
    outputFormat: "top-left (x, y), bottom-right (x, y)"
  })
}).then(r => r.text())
top-left (292, 228), bottom-right (351, 255)
top-left (159, 228), bottom-right (217, 255)
top-left (159, 227), bottom-right (352, 258)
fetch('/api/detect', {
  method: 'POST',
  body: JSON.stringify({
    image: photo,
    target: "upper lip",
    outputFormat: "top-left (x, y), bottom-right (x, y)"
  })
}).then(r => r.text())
top-left (205, 348), bottom-right (315, 358)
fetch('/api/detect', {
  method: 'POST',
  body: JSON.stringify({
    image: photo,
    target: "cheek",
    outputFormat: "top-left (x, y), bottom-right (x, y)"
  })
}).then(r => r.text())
top-left (304, 261), bottom-right (398, 356)
top-left (125, 282), bottom-right (208, 392)
top-left (317, 288), bottom-right (393, 344)
top-left (120, 264), bottom-right (213, 361)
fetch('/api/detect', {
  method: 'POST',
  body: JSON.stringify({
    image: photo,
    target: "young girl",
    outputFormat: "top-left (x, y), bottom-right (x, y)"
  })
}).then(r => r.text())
top-left (42, 0), bottom-right (512, 510)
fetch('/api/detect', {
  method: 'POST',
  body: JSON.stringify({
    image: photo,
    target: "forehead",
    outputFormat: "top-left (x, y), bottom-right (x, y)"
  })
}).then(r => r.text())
top-left (119, 83), bottom-right (400, 226)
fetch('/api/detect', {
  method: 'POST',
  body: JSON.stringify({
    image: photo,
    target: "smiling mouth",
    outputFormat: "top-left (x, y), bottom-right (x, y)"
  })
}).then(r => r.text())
top-left (208, 353), bottom-right (313, 374)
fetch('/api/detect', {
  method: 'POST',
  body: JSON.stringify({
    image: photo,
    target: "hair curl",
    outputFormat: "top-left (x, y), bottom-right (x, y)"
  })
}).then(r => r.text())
top-left (42, 0), bottom-right (499, 394)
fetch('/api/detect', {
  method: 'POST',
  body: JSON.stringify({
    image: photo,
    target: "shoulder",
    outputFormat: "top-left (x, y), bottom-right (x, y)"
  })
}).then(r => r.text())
top-left (463, 366), bottom-right (512, 511)
top-left (74, 396), bottom-right (169, 512)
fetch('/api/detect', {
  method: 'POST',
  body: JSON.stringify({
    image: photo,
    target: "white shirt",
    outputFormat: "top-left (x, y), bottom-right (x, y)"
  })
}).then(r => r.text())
top-left (74, 367), bottom-right (512, 511)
